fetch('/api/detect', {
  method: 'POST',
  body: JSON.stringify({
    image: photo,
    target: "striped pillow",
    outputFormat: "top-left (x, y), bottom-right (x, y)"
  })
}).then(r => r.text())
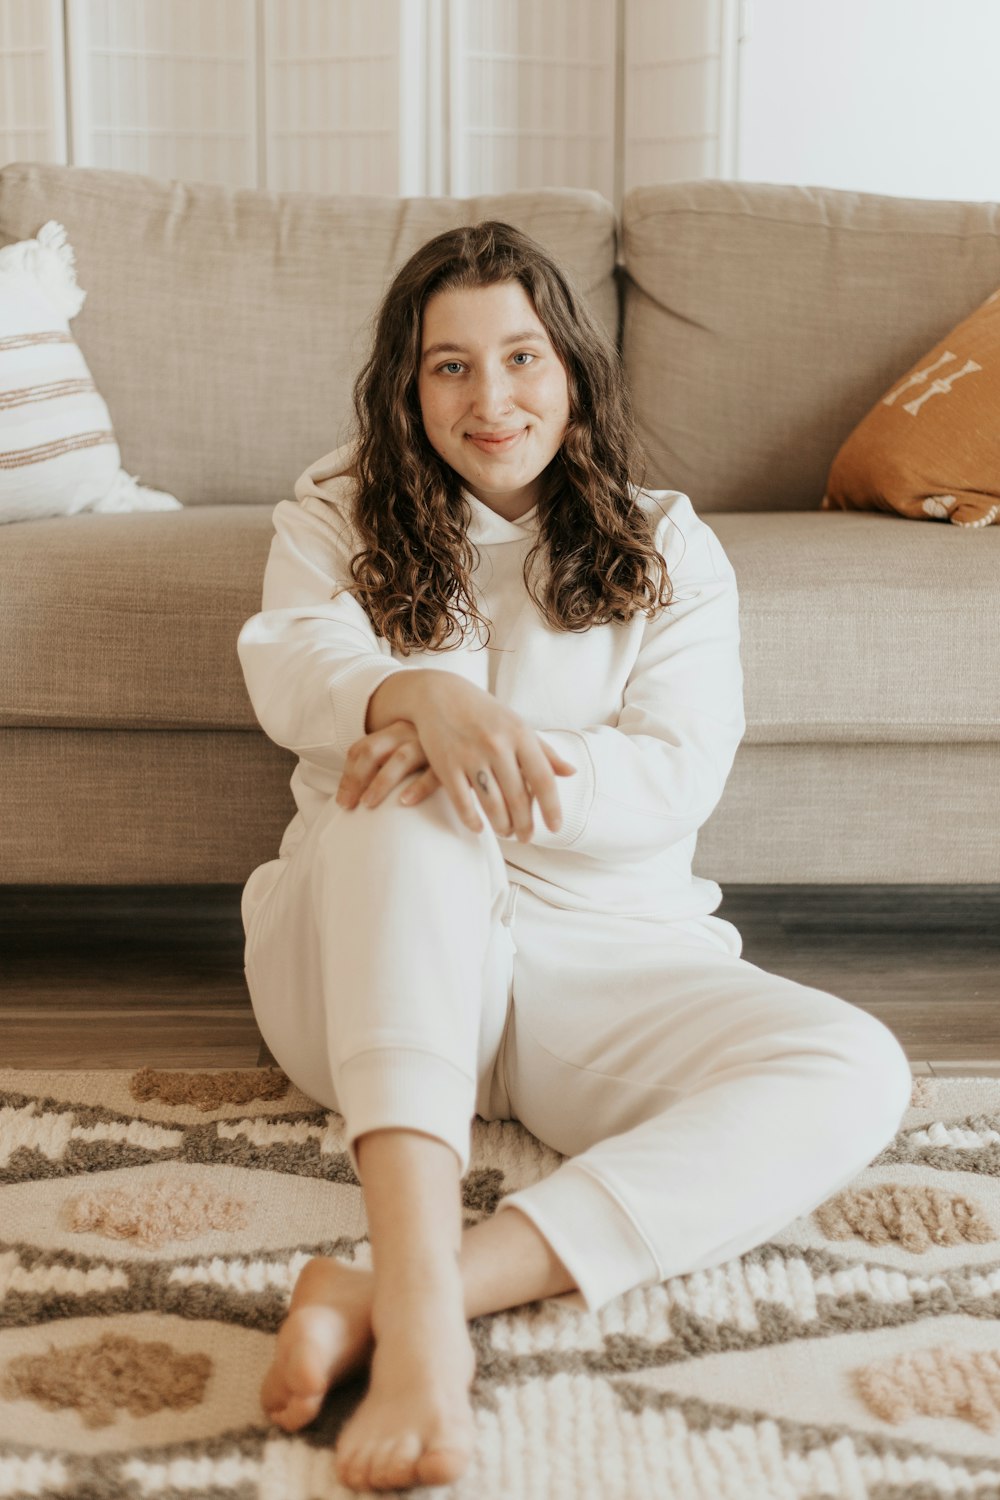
top-left (0, 220), bottom-right (181, 523)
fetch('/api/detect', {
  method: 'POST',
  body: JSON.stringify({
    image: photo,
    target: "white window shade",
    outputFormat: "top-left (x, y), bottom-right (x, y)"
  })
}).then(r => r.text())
top-left (449, 0), bottom-right (616, 200)
top-left (5, 0), bottom-right (734, 203)
top-left (65, 0), bottom-right (258, 183)
top-left (0, 0), bottom-right (66, 168)
top-left (625, 0), bottom-right (739, 188)
top-left (265, 0), bottom-right (403, 195)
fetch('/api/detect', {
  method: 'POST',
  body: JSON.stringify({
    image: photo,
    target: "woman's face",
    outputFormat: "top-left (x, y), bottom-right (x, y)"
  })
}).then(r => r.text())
top-left (416, 280), bottom-right (571, 520)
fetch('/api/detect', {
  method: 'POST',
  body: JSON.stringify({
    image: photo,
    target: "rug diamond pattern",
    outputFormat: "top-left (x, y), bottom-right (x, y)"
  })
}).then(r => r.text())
top-left (0, 1069), bottom-right (997, 1499)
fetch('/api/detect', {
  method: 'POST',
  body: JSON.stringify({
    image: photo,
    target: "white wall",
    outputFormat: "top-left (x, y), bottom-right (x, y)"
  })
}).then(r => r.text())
top-left (738, 0), bottom-right (1000, 201)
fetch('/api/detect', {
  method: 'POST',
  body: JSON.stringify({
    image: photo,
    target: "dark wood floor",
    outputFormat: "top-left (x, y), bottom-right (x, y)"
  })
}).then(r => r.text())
top-left (1, 884), bottom-right (998, 1072)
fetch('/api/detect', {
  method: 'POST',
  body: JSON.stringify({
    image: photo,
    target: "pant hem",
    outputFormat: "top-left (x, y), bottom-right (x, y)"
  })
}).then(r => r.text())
top-left (496, 1160), bottom-right (662, 1314)
top-left (336, 1046), bottom-right (477, 1180)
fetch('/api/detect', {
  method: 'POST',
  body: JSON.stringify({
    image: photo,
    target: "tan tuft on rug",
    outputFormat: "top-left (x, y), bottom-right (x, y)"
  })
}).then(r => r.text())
top-left (0, 1068), bottom-right (999, 1499)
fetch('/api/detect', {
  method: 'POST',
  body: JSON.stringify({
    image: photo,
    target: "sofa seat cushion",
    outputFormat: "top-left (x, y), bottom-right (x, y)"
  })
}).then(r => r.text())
top-left (0, 507), bottom-right (273, 729)
top-left (711, 510), bottom-right (1000, 743)
top-left (2, 507), bottom-right (996, 743)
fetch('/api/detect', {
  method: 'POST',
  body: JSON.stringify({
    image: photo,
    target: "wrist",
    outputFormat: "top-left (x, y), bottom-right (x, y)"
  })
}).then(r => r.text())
top-left (364, 668), bottom-right (439, 733)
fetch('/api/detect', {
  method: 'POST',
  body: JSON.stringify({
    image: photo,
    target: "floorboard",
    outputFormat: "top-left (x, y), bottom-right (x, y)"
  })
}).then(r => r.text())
top-left (2, 883), bottom-right (997, 1070)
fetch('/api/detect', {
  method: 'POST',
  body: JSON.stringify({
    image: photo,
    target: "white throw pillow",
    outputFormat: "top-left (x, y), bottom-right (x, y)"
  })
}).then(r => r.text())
top-left (0, 220), bottom-right (182, 523)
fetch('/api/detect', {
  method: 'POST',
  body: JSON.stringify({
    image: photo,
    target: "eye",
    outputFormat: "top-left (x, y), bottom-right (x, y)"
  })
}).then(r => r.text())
top-left (511, 351), bottom-right (535, 366)
top-left (439, 360), bottom-right (465, 375)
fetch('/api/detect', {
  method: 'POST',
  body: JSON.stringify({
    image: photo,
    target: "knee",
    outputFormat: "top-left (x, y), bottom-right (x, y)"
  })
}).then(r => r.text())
top-left (829, 1005), bottom-right (913, 1136)
top-left (334, 783), bottom-right (479, 846)
top-left (314, 783), bottom-right (496, 884)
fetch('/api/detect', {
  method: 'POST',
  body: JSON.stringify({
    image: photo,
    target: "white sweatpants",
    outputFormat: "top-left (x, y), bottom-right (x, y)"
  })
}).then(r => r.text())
top-left (241, 787), bottom-right (914, 1313)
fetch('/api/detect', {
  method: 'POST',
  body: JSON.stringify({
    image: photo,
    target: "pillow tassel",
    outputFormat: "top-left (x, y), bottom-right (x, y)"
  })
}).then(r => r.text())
top-left (90, 469), bottom-right (183, 514)
top-left (0, 219), bottom-right (87, 321)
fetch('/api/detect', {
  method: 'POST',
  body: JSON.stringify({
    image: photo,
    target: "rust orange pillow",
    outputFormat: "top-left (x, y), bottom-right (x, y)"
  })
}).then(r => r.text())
top-left (822, 287), bottom-right (1000, 528)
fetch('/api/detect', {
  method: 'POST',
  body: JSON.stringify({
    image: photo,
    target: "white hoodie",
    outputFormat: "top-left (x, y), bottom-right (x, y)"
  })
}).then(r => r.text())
top-left (236, 445), bottom-right (746, 921)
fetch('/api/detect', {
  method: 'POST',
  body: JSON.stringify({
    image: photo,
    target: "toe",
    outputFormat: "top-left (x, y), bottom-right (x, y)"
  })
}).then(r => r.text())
top-left (259, 1361), bottom-right (282, 1416)
top-left (261, 1347), bottom-right (323, 1431)
top-left (365, 1438), bottom-right (399, 1489)
top-left (276, 1391), bottom-right (324, 1431)
top-left (265, 1316), bottom-right (338, 1430)
top-left (284, 1329), bottom-right (328, 1396)
top-left (369, 1434), bottom-right (421, 1490)
top-left (352, 1442), bottom-right (378, 1492)
top-left (261, 1366), bottom-right (310, 1431)
top-left (416, 1425), bottom-right (474, 1487)
top-left (335, 1441), bottom-right (370, 1493)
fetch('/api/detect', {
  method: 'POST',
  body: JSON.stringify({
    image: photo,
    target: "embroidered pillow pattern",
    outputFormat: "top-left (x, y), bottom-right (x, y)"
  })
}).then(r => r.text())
top-left (822, 288), bottom-right (1000, 529)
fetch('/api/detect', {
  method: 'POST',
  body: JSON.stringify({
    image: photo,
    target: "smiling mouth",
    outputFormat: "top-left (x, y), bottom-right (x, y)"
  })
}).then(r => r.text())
top-left (465, 428), bottom-right (526, 453)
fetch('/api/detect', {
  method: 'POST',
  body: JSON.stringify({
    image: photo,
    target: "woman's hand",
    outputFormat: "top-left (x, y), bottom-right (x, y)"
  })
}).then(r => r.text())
top-left (407, 673), bottom-right (576, 840)
top-left (336, 677), bottom-right (577, 841)
top-left (336, 719), bottom-right (440, 813)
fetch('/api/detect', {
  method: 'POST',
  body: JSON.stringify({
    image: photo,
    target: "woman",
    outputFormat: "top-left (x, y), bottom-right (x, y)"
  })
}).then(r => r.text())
top-left (236, 221), bottom-right (912, 1493)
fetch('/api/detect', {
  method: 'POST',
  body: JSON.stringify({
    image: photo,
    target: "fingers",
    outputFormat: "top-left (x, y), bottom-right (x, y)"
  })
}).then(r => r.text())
top-left (444, 769), bottom-right (484, 834)
top-left (336, 725), bottom-right (425, 808)
top-left (335, 716), bottom-right (578, 842)
top-left (470, 765), bottom-right (517, 839)
top-left (398, 770), bottom-right (437, 806)
top-left (471, 754), bottom-right (556, 842)
top-left (443, 744), bottom-right (577, 841)
top-left (513, 745), bottom-right (575, 835)
top-left (357, 752), bottom-right (413, 807)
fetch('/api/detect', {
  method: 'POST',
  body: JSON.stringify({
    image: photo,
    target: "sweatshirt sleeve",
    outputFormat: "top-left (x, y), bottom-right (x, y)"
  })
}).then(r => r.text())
top-left (236, 492), bottom-right (411, 771)
top-left (512, 496), bottom-right (746, 864)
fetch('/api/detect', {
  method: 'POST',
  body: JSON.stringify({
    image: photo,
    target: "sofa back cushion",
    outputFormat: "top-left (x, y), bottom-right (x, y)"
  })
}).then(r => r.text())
top-left (622, 181), bottom-right (1000, 511)
top-left (0, 163), bottom-right (617, 507)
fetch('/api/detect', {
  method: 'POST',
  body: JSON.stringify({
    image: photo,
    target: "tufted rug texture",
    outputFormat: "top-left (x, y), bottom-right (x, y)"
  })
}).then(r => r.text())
top-left (0, 1067), bottom-right (999, 1499)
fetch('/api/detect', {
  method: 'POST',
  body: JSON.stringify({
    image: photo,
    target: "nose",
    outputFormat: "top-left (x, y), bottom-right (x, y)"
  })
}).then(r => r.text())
top-left (470, 363), bottom-right (515, 420)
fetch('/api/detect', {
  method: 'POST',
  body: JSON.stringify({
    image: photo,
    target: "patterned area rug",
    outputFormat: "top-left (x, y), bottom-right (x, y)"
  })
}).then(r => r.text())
top-left (1, 1068), bottom-right (999, 1499)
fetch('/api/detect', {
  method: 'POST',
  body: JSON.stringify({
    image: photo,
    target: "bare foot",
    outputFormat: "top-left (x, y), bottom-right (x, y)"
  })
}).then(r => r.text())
top-left (334, 1261), bottom-right (476, 1492)
top-left (261, 1256), bottom-right (376, 1431)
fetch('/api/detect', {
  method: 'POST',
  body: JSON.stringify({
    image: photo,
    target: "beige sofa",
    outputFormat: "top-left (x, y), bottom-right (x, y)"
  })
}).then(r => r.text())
top-left (1, 162), bottom-right (997, 887)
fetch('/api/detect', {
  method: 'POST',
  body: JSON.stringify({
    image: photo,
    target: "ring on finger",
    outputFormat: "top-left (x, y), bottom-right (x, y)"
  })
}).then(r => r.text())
top-left (474, 768), bottom-right (514, 836)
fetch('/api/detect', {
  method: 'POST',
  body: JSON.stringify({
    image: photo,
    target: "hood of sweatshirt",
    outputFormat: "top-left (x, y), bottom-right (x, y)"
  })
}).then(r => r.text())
top-left (293, 444), bottom-right (539, 546)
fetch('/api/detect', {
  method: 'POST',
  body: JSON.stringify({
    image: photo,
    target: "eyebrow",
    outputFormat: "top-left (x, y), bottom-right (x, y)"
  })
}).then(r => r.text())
top-left (422, 330), bottom-right (547, 359)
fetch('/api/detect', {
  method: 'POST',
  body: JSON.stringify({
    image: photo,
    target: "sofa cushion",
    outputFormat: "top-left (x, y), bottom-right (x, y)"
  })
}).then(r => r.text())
top-left (822, 286), bottom-right (1000, 529)
top-left (0, 507), bottom-right (273, 730)
top-left (4, 730), bottom-right (997, 883)
top-left (0, 163), bottom-right (618, 510)
top-left (710, 511), bottom-right (1000, 743)
top-left (622, 181), bottom-right (1000, 512)
top-left (1, 506), bottom-right (997, 743)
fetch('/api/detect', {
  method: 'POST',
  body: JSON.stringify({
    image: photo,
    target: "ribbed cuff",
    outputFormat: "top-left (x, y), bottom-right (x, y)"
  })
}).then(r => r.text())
top-left (330, 658), bottom-right (411, 755)
top-left (335, 1046), bottom-right (477, 1180)
top-left (524, 730), bottom-right (594, 848)
top-left (495, 1161), bottom-right (662, 1313)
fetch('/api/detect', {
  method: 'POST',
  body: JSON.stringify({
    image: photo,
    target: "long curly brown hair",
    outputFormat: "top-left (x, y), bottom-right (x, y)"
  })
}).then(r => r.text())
top-left (342, 219), bottom-right (673, 653)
